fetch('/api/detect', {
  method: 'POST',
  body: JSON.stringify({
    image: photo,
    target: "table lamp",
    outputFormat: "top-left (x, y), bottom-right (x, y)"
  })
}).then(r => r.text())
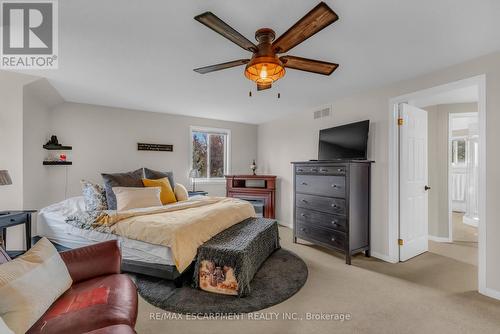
top-left (189, 169), bottom-right (200, 192)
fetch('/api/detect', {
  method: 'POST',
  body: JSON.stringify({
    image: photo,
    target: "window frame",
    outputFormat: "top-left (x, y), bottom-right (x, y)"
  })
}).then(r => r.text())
top-left (189, 126), bottom-right (231, 184)
top-left (450, 136), bottom-right (467, 167)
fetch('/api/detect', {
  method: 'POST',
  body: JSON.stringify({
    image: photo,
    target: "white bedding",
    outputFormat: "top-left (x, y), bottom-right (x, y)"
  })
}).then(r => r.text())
top-left (37, 196), bottom-right (174, 265)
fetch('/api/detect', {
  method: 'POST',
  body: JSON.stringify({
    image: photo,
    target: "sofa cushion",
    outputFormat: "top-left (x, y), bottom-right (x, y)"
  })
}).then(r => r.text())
top-left (143, 168), bottom-right (175, 189)
top-left (101, 169), bottom-right (144, 210)
top-left (27, 274), bottom-right (138, 334)
top-left (0, 237), bottom-right (73, 334)
top-left (85, 324), bottom-right (136, 334)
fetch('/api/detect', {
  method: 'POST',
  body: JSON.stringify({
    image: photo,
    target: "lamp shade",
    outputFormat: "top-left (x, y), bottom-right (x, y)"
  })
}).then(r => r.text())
top-left (189, 168), bottom-right (200, 179)
top-left (0, 170), bottom-right (12, 186)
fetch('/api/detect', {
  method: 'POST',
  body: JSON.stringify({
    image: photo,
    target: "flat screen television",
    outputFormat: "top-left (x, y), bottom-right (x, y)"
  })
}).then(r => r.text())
top-left (318, 120), bottom-right (370, 160)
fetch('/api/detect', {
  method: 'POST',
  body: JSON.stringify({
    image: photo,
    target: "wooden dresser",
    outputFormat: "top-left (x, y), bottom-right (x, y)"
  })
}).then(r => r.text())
top-left (291, 161), bottom-right (372, 264)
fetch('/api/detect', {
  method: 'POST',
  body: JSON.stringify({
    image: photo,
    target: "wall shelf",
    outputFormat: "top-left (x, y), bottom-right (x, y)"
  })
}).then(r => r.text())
top-left (43, 161), bottom-right (72, 166)
top-left (43, 144), bottom-right (72, 150)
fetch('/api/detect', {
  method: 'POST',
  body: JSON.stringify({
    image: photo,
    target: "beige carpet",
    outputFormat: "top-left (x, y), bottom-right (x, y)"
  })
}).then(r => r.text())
top-left (135, 226), bottom-right (500, 334)
top-left (452, 212), bottom-right (478, 243)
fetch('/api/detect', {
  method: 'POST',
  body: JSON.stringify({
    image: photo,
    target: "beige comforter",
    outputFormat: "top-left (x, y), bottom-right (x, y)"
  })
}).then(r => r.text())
top-left (95, 197), bottom-right (255, 272)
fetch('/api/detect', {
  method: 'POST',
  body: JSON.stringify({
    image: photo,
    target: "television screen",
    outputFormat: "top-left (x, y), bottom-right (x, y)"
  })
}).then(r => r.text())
top-left (318, 120), bottom-right (370, 160)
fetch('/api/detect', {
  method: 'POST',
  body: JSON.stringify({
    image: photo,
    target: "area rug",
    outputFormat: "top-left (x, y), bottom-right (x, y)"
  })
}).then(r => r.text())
top-left (131, 249), bottom-right (308, 314)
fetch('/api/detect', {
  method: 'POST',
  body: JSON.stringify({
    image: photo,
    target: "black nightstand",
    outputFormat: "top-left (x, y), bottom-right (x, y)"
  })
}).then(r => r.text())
top-left (188, 191), bottom-right (208, 197)
top-left (0, 210), bottom-right (36, 258)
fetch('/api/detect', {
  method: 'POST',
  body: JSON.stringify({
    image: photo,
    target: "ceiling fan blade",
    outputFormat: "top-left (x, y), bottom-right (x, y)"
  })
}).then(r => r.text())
top-left (280, 56), bottom-right (338, 75)
top-left (257, 82), bottom-right (272, 91)
top-left (194, 12), bottom-right (257, 52)
top-left (273, 2), bottom-right (338, 53)
top-left (194, 59), bottom-right (250, 74)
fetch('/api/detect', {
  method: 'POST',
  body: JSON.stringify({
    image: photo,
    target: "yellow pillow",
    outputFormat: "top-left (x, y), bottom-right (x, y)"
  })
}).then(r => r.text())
top-left (142, 177), bottom-right (177, 204)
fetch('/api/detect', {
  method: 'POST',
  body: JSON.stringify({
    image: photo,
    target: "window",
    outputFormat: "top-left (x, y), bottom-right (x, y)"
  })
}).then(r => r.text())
top-left (190, 126), bottom-right (230, 181)
top-left (451, 139), bottom-right (467, 165)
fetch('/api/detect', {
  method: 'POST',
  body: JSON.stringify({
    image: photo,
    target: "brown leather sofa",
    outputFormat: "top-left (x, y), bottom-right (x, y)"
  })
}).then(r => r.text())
top-left (0, 240), bottom-right (138, 334)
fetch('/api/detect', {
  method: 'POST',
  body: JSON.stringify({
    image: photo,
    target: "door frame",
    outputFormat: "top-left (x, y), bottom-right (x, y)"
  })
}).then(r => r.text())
top-left (448, 112), bottom-right (480, 237)
top-left (388, 75), bottom-right (486, 293)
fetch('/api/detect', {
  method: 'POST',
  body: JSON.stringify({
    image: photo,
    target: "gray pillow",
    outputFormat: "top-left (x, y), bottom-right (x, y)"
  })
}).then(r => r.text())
top-left (101, 168), bottom-right (144, 210)
top-left (144, 168), bottom-right (175, 188)
top-left (81, 180), bottom-right (108, 212)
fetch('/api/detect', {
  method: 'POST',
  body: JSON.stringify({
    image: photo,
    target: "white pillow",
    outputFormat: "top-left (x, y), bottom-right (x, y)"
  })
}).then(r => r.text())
top-left (0, 237), bottom-right (72, 334)
top-left (174, 183), bottom-right (189, 202)
top-left (113, 186), bottom-right (163, 211)
top-left (0, 317), bottom-right (14, 334)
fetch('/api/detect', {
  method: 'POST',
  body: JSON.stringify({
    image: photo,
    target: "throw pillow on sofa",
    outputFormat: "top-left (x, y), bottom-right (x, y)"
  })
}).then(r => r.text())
top-left (0, 238), bottom-right (72, 334)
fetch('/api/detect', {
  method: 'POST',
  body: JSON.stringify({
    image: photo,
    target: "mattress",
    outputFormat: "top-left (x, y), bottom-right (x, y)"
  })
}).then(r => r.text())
top-left (37, 196), bottom-right (174, 265)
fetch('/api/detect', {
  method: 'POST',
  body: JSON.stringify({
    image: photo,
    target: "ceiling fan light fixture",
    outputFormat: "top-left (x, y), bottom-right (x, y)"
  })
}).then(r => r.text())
top-left (244, 55), bottom-right (285, 89)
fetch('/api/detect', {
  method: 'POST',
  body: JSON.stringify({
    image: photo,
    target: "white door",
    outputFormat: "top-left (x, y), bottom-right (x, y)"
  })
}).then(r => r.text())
top-left (399, 103), bottom-right (429, 261)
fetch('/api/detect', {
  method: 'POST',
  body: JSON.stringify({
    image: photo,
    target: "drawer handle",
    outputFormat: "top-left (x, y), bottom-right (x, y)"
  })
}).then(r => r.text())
top-left (297, 168), bottom-right (304, 172)
top-left (301, 182), bottom-right (307, 186)
top-left (332, 221), bottom-right (338, 226)
top-left (10, 219), bottom-right (15, 222)
top-left (301, 199), bottom-right (308, 203)
top-left (300, 228), bottom-right (306, 232)
top-left (311, 168), bottom-right (318, 172)
top-left (320, 168), bottom-right (328, 172)
top-left (331, 184), bottom-right (338, 188)
top-left (337, 168), bottom-right (344, 172)
top-left (300, 213), bottom-right (308, 217)
top-left (331, 204), bottom-right (338, 208)
top-left (331, 237), bottom-right (336, 242)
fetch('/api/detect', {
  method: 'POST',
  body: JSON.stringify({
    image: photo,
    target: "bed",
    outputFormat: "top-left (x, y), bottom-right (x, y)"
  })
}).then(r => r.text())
top-left (37, 195), bottom-right (257, 283)
top-left (38, 196), bottom-right (186, 280)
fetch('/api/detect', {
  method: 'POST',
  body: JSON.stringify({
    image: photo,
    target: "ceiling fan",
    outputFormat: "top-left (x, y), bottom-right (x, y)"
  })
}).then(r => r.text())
top-left (193, 2), bottom-right (339, 91)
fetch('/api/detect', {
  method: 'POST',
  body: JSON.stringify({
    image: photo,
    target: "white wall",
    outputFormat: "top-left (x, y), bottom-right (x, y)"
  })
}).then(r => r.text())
top-left (48, 102), bottom-right (258, 200)
top-left (426, 103), bottom-right (477, 239)
top-left (23, 79), bottom-right (64, 210)
top-left (257, 51), bottom-right (500, 295)
top-left (0, 71), bottom-right (39, 250)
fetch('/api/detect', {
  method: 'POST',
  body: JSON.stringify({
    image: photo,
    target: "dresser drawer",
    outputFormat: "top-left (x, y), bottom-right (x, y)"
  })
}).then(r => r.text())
top-left (296, 193), bottom-right (346, 215)
top-left (295, 165), bottom-right (346, 176)
top-left (296, 207), bottom-right (346, 232)
top-left (296, 222), bottom-right (346, 250)
top-left (296, 175), bottom-right (346, 198)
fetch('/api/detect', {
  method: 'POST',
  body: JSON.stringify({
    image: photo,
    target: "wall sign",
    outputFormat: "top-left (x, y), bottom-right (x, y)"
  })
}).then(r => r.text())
top-left (138, 143), bottom-right (173, 152)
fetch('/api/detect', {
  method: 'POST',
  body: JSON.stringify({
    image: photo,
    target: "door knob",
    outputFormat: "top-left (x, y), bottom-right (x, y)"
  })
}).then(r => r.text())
top-left (425, 185), bottom-right (431, 191)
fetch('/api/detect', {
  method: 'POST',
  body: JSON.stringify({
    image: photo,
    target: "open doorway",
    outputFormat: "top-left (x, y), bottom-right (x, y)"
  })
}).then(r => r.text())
top-left (388, 75), bottom-right (486, 294)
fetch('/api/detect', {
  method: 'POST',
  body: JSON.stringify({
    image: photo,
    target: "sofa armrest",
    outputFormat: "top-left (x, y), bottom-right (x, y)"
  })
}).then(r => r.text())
top-left (60, 240), bottom-right (122, 283)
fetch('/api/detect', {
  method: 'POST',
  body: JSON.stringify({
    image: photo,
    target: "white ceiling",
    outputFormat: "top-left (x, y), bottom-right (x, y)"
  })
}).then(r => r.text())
top-left (23, 0), bottom-right (500, 124)
top-left (415, 86), bottom-right (479, 108)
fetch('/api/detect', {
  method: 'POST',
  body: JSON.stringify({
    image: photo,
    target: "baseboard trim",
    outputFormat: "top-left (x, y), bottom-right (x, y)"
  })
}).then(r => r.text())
top-left (428, 235), bottom-right (452, 243)
top-left (371, 251), bottom-right (398, 263)
top-left (480, 287), bottom-right (500, 300)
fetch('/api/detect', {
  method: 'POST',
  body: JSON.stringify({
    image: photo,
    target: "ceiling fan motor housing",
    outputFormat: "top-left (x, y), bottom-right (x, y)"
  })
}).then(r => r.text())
top-left (245, 28), bottom-right (285, 89)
